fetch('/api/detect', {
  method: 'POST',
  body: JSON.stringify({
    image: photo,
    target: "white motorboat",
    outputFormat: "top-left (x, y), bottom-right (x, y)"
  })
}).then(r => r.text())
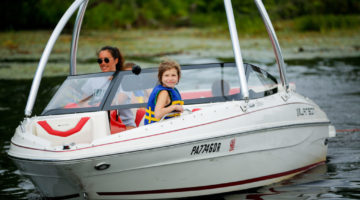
top-left (8, 0), bottom-right (336, 199)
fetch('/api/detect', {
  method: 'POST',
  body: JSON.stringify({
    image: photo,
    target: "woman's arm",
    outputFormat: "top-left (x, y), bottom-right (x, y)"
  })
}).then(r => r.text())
top-left (154, 90), bottom-right (183, 119)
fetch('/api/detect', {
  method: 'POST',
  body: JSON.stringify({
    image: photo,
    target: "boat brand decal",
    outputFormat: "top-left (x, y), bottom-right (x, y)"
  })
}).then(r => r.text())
top-left (190, 143), bottom-right (221, 155)
top-left (229, 138), bottom-right (236, 152)
top-left (296, 107), bottom-right (314, 117)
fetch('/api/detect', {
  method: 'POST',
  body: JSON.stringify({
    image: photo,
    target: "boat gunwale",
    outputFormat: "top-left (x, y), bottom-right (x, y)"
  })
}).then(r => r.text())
top-left (9, 121), bottom-right (330, 165)
top-left (9, 101), bottom-right (331, 162)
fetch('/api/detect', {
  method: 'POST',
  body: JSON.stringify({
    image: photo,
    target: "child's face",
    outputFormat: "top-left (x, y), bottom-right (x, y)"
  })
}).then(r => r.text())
top-left (161, 68), bottom-right (179, 88)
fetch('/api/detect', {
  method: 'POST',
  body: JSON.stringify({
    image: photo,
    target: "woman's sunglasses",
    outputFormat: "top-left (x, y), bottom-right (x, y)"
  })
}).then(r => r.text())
top-left (97, 58), bottom-right (110, 64)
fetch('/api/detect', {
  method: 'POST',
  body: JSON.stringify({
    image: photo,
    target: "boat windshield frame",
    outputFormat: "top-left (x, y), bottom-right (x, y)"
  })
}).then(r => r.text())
top-left (41, 62), bottom-right (277, 116)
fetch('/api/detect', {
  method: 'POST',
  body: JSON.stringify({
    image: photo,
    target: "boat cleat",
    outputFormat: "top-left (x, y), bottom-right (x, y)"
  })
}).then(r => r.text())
top-left (281, 92), bottom-right (291, 102)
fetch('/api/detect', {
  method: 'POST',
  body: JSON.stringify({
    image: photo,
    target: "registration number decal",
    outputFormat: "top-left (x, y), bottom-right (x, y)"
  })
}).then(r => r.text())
top-left (297, 107), bottom-right (315, 117)
top-left (190, 143), bottom-right (221, 155)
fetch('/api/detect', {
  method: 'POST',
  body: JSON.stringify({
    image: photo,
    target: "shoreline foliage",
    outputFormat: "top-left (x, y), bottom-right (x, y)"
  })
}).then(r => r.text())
top-left (1, 0), bottom-right (360, 32)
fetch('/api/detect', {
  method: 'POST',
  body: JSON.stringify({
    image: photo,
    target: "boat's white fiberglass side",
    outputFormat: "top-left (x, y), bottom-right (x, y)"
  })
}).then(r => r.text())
top-left (10, 88), bottom-right (334, 199)
top-left (8, 0), bottom-right (336, 200)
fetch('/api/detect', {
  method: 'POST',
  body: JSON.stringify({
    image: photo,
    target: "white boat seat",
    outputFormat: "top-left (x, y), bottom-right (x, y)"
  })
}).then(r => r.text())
top-left (34, 111), bottom-right (110, 146)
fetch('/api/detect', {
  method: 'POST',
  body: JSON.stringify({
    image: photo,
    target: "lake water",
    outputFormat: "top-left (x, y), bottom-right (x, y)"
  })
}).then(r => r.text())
top-left (0, 56), bottom-right (359, 199)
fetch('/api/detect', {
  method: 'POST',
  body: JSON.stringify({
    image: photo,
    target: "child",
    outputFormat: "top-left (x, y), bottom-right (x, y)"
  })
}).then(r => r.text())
top-left (144, 59), bottom-right (184, 125)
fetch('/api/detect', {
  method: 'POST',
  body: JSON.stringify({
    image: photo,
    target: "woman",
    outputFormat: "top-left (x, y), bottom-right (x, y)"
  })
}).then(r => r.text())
top-left (97, 46), bottom-right (136, 130)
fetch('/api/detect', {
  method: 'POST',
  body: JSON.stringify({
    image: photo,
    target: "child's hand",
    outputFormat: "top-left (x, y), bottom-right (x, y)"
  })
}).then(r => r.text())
top-left (173, 105), bottom-right (184, 113)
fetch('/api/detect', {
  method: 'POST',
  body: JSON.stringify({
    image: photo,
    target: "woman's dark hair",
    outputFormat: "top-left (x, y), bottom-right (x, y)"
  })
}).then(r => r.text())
top-left (97, 46), bottom-right (125, 71)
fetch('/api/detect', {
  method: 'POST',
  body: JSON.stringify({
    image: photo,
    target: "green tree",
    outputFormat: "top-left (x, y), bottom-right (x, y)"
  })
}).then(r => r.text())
top-left (1, 0), bottom-right (359, 31)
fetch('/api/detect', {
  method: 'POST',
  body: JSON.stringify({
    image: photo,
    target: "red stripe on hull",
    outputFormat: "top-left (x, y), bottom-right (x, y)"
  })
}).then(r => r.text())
top-left (44, 193), bottom-right (80, 199)
top-left (97, 161), bottom-right (325, 196)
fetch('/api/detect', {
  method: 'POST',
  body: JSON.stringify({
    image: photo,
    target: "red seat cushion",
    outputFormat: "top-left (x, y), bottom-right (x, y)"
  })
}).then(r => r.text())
top-left (110, 110), bottom-right (126, 134)
top-left (135, 108), bottom-right (146, 127)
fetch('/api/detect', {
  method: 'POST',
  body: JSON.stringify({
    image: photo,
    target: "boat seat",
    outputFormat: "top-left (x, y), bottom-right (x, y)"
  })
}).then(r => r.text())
top-left (135, 108), bottom-right (146, 127)
top-left (109, 110), bottom-right (127, 134)
top-left (35, 116), bottom-right (93, 147)
top-left (34, 111), bottom-right (110, 146)
top-left (211, 80), bottom-right (230, 97)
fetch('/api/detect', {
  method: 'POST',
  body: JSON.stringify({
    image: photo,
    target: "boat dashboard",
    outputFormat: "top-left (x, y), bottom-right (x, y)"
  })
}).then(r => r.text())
top-left (42, 63), bottom-right (278, 116)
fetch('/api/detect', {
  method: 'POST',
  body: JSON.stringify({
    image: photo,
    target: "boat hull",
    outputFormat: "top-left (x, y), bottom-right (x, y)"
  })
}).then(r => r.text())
top-left (10, 122), bottom-right (329, 199)
top-left (9, 90), bottom-right (335, 199)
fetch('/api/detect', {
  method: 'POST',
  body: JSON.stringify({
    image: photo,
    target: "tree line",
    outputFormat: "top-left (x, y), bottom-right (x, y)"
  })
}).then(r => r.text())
top-left (2, 0), bottom-right (359, 31)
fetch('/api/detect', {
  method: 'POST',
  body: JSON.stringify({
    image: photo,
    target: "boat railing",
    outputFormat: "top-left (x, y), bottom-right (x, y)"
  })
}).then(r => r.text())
top-left (70, 0), bottom-right (89, 75)
top-left (254, 0), bottom-right (289, 91)
top-left (25, 0), bottom-right (88, 117)
top-left (224, 0), bottom-right (249, 102)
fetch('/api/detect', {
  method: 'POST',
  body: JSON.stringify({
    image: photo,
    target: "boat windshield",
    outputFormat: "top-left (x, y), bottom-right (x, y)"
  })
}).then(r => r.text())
top-left (41, 63), bottom-right (277, 115)
top-left (43, 72), bottom-right (115, 115)
top-left (247, 65), bottom-right (278, 98)
top-left (109, 63), bottom-right (242, 110)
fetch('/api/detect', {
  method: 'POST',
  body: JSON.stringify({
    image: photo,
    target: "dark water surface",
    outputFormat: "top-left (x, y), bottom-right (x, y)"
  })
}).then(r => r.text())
top-left (0, 57), bottom-right (359, 199)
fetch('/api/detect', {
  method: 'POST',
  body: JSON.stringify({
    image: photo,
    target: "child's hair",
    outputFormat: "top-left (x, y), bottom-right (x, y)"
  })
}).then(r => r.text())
top-left (158, 59), bottom-right (181, 85)
top-left (123, 62), bottom-right (135, 71)
top-left (97, 46), bottom-right (125, 71)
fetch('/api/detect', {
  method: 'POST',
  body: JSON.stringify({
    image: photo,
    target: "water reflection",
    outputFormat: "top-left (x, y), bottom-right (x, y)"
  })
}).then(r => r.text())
top-left (219, 164), bottom-right (327, 200)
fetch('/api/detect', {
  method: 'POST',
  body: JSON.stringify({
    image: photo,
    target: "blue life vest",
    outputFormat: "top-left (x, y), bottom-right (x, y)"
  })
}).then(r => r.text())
top-left (133, 90), bottom-right (145, 103)
top-left (144, 85), bottom-right (183, 125)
